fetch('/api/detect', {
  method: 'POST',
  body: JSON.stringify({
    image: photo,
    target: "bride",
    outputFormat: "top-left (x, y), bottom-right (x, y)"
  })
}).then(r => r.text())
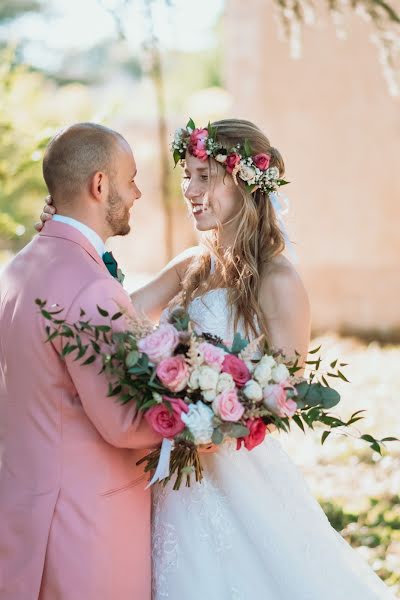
top-left (38, 118), bottom-right (395, 599)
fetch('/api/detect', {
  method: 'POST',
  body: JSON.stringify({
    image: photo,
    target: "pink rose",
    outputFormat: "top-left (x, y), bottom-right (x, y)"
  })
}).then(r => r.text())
top-left (212, 389), bottom-right (244, 422)
top-left (156, 355), bottom-right (189, 393)
top-left (221, 354), bottom-right (251, 387)
top-left (225, 153), bottom-right (241, 174)
top-left (189, 128), bottom-right (208, 161)
top-left (145, 396), bottom-right (189, 439)
top-left (198, 342), bottom-right (225, 371)
top-left (237, 418), bottom-right (268, 451)
top-left (253, 153), bottom-right (271, 171)
top-left (137, 324), bottom-right (179, 364)
top-left (263, 383), bottom-right (297, 418)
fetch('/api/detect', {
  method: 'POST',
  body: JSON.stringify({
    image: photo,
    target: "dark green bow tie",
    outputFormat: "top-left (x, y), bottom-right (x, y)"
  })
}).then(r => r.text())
top-left (102, 251), bottom-right (125, 284)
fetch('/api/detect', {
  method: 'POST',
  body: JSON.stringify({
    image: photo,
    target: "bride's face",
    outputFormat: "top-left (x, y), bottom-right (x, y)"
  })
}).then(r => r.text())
top-left (183, 153), bottom-right (242, 232)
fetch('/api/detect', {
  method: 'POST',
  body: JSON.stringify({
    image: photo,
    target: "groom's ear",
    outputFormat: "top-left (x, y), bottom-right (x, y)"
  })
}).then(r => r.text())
top-left (90, 171), bottom-right (109, 203)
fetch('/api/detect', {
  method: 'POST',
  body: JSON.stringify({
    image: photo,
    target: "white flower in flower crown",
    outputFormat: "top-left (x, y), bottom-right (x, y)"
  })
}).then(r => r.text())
top-left (174, 128), bottom-right (185, 143)
top-left (215, 153), bottom-right (227, 163)
top-left (181, 401), bottom-right (214, 444)
top-left (216, 372), bottom-right (235, 393)
top-left (198, 366), bottom-right (219, 391)
top-left (267, 166), bottom-right (279, 180)
top-left (243, 379), bottom-right (263, 402)
top-left (253, 362), bottom-right (273, 387)
top-left (239, 163), bottom-right (256, 182)
top-left (271, 363), bottom-right (290, 383)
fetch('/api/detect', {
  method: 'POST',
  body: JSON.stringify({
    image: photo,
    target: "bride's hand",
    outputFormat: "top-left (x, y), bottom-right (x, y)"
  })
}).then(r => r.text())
top-left (34, 195), bottom-right (56, 232)
top-left (198, 443), bottom-right (219, 454)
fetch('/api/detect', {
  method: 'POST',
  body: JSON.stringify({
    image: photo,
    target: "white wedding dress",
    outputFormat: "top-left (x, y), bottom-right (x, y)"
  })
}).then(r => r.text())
top-left (152, 288), bottom-right (395, 599)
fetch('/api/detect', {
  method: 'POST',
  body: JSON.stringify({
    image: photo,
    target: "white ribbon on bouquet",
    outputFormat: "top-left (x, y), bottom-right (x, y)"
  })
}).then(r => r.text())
top-left (145, 438), bottom-right (173, 489)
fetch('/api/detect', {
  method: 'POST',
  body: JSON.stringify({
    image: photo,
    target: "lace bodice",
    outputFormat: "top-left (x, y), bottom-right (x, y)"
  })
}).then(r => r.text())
top-left (187, 288), bottom-right (239, 343)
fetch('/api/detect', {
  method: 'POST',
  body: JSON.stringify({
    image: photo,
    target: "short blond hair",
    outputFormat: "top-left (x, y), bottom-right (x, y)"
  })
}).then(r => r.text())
top-left (42, 122), bottom-right (125, 199)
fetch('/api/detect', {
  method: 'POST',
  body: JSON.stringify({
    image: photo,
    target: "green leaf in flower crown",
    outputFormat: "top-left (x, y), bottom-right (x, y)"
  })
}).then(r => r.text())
top-left (244, 139), bottom-right (253, 158)
top-left (173, 148), bottom-right (182, 166)
top-left (230, 332), bottom-right (248, 354)
top-left (186, 117), bottom-right (196, 131)
top-left (277, 179), bottom-right (289, 187)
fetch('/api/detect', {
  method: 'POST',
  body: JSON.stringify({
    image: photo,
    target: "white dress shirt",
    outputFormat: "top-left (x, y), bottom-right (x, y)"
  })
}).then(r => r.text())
top-left (52, 215), bottom-right (106, 258)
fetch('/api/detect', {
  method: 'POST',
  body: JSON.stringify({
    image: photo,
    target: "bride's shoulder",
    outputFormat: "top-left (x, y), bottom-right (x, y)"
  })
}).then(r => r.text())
top-left (260, 255), bottom-right (309, 312)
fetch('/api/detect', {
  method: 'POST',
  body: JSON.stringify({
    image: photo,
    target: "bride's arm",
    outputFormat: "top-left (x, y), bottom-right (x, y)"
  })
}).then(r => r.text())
top-left (259, 258), bottom-right (311, 368)
top-left (130, 246), bottom-right (203, 321)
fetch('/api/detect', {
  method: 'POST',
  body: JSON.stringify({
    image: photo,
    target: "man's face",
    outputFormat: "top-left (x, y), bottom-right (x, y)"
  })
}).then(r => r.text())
top-left (106, 141), bottom-right (141, 237)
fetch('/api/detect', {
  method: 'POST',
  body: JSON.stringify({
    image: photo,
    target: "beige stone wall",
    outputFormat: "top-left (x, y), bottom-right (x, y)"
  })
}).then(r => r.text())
top-left (223, 0), bottom-right (400, 335)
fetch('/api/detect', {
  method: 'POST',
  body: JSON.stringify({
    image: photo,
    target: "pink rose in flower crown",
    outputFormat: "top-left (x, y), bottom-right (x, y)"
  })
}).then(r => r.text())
top-left (237, 418), bottom-right (268, 451)
top-left (198, 342), bottom-right (226, 371)
top-left (225, 153), bottom-right (241, 174)
top-left (145, 396), bottom-right (189, 438)
top-left (156, 355), bottom-right (189, 393)
top-left (263, 383), bottom-right (297, 418)
top-left (189, 128), bottom-right (208, 161)
top-left (221, 354), bottom-right (251, 387)
top-left (253, 153), bottom-right (271, 171)
top-left (212, 388), bottom-right (244, 422)
top-left (137, 324), bottom-right (180, 364)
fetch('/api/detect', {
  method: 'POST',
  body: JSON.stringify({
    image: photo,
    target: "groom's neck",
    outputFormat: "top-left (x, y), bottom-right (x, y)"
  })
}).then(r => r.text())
top-left (56, 207), bottom-right (109, 243)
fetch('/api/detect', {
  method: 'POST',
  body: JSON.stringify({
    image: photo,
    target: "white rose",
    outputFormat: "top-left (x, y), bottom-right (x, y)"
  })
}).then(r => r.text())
top-left (271, 363), bottom-right (290, 383)
top-left (239, 164), bottom-right (256, 182)
top-left (188, 368), bottom-right (201, 390)
top-left (198, 366), bottom-right (219, 391)
top-left (243, 379), bottom-right (263, 402)
top-left (181, 401), bottom-right (214, 444)
top-left (253, 363), bottom-right (272, 386)
top-left (202, 389), bottom-right (217, 403)
top-left (216, 372), bottom-right (235, 393)
top-left (259, 355), bottom-right (277, 369)
top-left (215, 153), bottom-right (227, 163)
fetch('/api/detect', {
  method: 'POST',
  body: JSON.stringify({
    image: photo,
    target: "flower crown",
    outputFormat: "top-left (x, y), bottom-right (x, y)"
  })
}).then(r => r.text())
top-left (171, 118), bottom-right (289, 196)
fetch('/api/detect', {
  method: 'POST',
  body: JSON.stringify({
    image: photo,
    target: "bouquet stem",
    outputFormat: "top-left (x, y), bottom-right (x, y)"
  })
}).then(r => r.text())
top-left (137, 440), bottom-right (204, 490)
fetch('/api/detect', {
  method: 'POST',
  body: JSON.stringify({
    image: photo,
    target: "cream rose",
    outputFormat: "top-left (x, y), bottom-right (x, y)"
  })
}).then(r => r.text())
top-left (253, 363), bottom-right (272, 387)
top-left (243, 379), bottom-right (263, 402)
top-left (271, 363), bottom-right (290, 384)
top-left (216, 372), bottom-right (235, 393)
top-left (239, 163), bottom-right (256, 182)
top-left (198, 366), bottom-right (219, 391)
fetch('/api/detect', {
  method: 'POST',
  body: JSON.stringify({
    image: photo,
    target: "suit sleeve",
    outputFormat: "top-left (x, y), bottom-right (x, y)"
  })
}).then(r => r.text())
top-left (62, 277), bottom-right (162, 450)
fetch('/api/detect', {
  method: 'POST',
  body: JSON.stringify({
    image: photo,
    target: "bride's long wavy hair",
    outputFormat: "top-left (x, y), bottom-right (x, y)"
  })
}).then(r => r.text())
top-left (172, 119), bottom-right (286, 339)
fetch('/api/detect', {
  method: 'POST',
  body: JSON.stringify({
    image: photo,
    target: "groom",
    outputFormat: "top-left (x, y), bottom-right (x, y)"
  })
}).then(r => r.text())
top-left (0, 123), bottom-right (162, 599)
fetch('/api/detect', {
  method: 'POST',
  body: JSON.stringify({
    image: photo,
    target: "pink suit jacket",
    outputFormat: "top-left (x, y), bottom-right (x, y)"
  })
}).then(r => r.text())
top-left (0, 221), bottom-right (161, 600)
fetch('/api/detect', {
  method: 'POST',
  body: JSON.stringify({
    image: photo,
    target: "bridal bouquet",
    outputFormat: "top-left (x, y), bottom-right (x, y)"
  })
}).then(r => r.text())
top-left (36, 299), bottom-right (398, 490)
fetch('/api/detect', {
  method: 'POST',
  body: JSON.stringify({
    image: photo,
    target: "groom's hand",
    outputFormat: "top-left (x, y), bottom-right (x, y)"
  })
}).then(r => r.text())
top-left (34, 195), bottom-right (56, 232)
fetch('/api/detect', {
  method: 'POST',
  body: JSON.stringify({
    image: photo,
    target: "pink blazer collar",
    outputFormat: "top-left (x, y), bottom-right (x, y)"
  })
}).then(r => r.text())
top-left (39, 220), bottom-right (108, 273)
